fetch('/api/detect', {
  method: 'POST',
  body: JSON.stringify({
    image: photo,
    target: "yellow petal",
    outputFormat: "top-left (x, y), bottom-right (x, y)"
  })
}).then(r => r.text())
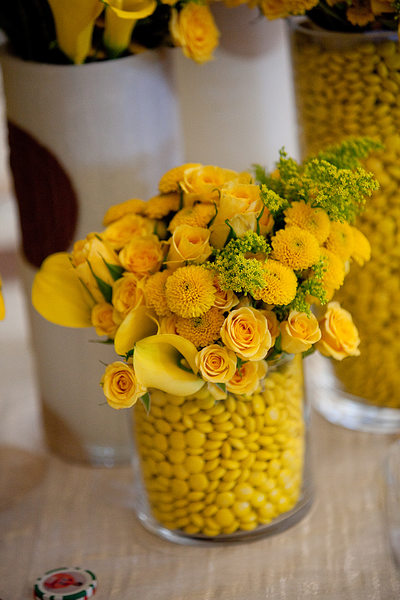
top-left (104, 0), bottom-right (157, 56)
top-left (114, 305), bottom-right (158, 355)
top-left (0, 288), bottom-right (5, 320)
top-left (32, 253), bottom-right (94, 327)
top-left (134, 334), bottom-right (205, 395)
top-left (47, 0), bottom-right (104, 63)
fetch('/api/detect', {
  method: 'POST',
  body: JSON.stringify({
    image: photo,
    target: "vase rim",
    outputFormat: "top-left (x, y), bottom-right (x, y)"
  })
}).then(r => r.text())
top-left (288, 16), bottom-right (398, 42)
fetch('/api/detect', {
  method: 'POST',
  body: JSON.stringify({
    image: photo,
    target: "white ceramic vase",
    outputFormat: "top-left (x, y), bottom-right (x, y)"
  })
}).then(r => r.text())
top-left (0, 48), bottom-right (183, 465)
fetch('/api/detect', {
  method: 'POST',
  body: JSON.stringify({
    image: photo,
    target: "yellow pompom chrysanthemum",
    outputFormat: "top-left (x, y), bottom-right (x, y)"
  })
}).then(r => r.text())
top-left (103, 198), bottom-right (146, 225)
top-left (158, 163), bottom-right (201, 194)
top-left (350, 227), bottom-right (371, 266)
top-left (320, 248), bottom-right (345, 293)
top-left (144, 193), bottom-right (181, 219)
top-left (165, 265), bottom-right (216, 318)
top-left (284, 201), bottom-right (331, 244)
top-left (253, 259), bottom-right (298, 306)
top-left (168, 203), bottom-right (216, 233)
top-left (176, 307), bottom-right (225, 347)
top-left (144, 270), bottom-right (171, 317)
top-left (271, 225), bottom-right (320, 270)
top-left (325, 221), bottom-right (354, 262)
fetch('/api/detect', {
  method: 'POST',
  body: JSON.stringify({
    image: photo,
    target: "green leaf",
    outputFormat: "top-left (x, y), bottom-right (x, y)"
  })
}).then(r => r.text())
top-left (87, 260), bottom-right (113, 303)
top-left (103, 259), bottom-right (124, 281)
top-left (140, 392), bottom-right (151, 414)
top-left (214, 382), bottom-right (226, 393)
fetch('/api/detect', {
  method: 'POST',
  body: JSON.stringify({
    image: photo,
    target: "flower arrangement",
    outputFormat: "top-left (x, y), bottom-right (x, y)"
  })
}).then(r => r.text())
top-left (261, 0), bottom-right (400, 33)
top-left (0, 276), bottom-right (4, 320)
top-left (0, 0), bottom-right (219, 64)
top-left (32, 138), bottom-right (379, 413)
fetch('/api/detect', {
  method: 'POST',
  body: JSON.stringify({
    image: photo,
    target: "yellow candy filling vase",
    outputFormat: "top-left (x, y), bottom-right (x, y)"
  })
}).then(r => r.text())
top-left (131, 355), bottom-right (313, 544)
top-left (290, 18), bottom-right (400, 432)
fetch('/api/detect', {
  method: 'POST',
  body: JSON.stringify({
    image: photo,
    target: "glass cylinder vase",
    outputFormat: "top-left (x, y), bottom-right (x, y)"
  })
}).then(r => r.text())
top-left (290, 19), bottom-right (400, 432)
top-left (131, 355), bottom-right (312, 544)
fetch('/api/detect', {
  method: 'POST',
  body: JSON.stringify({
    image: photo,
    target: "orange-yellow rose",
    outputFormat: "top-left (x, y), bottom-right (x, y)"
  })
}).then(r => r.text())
top-left (119, 234), bottom-right (164, 275)
top-left (210, 181), bottom-right (263, 248)
top-left (195, 344), bottom-right (237, 383)
top-left (167, 224), bottom-right (212, 269)
top-left (101, 361), bottom-right (147, 409)
top-left (181, 165), bottom-right (238, 204)
top-left (72, 233), bottom-right (121, 303)
top-left (91, 302), bottom-right (119, 338)
top-left (227, 360), bottom-right (268, 396)
top-left (103, 214), bottom-right (154, 249)
top-left (213, 277), bottom-right (239, 312)
top-left (220, 306), bottom-right (272, 361)
top-left (316, 302), bottom-right (360, 361)
top-left (112, 272), bottom-right (146, 317)
top-left (170, 3), bottom-right (220, 64)
top-left (280, 310), bottom-right (321, 354)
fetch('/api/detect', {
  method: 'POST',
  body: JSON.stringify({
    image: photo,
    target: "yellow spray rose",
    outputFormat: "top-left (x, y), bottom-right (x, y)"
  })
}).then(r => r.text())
top-left (213, 277), bottom-right (239, 312)
top-left (101, 361), bottom-right (147, 409)
top-left (167, 224), bottom-right (212, 268)
top-left (210, 182), bottom-right (264, 248)
top-left (103, 214), bottom-right (154, 249)
top-left (91, 302), bottom-right (119, 338)
top-left (72, 234), bottom-right (121, 303)
top-left (220, 306), bottom-right (272, 361)
top-left (170, 3), bottom-right (220, 64)
top-left (195, 344), bottom-right (237, 384)
top-left (227, 360), bottom-right (268, 396)
top-left (280, 310), bottom-right (321, 354)
top-left (181, 165), bottom-right (238, 204)
top-left (119, 234), bottom-right (164, 275)
top-left (112, 272), bottom-right (146, 317)
top-left (316, 302), bottom-right (360, 361)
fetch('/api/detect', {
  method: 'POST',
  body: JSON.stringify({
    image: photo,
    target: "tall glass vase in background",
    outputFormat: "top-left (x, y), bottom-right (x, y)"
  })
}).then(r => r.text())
top-left (0, 48), bottom-right (183, 465)
top-left (290, 19), bottom-right (400, 432)
top-left (173, 4), bottom-right (299, 170)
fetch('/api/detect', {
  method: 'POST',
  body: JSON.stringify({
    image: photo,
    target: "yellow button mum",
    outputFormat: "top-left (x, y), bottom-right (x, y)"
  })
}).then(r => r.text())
top-left (176, 307), bottom-right (225, 347)
top-left (158, 163), bottom-right (201, 194)
top-left (165, 265), bottom-right (216, 318)
top-left (253, 259), bottom-right (297, 306)
top-left (271, 226), bottom-right (320, 270)
top-left (284, 201), bottom-right (331, 244)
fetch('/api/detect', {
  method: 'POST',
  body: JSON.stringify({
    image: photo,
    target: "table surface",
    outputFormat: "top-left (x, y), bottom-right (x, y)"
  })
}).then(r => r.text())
top-left (1, 278), bottom-right (400, 600)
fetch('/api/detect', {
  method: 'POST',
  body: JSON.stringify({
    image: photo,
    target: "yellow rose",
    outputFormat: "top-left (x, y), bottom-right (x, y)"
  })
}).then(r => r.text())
top-left (91, 302), bottom-right (119, 338)
top-left (101, 361), bottom-right (147, 409)
top-left (167, 224), bottom-right (212, 269)
top-left (103, 214), bottom-right (154, 249)
top-left (112, 272), bottom-right (146, 317)
top-left (316, 302), bottom-right (360, 361)
top-left (159, 314), bottom-right (179, 334)
top-left (220, 306), bottom-right (272, 361)
top-left (260, 309), bottom-right (280, 345)
top-left (280, 310), bottom-right (321, 354)
top-left (213, 277), bottom-right (239, 312)
top-left (72, 233), bottom-right (121, 303)
top-left (227, 360), bottom-right (268, 396)
top-left (210, 181), bottom-right (263, 248)
top-left (170, 3), bottom-right (220, 64)
top-left (195, 344), bottom-right (237, 383)
top-left (181, 165), bottom-right (238, 204)
top-left (119, 234), bottom-right (164, 275)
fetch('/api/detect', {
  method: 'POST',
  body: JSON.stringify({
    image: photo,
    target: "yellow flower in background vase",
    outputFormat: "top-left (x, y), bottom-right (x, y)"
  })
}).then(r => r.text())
top-left (0, 276), bottom-right (5, 320)
top-left (103, 0), bottom-right (157, 57)
top-left (170, 3), bottom-right (220, 64)
top-left (280, 310), bottom-right (321, 354)
top-left (47, 0), bottom-right (104, 64)
top-left (316, 302), bottom-right (360, 361)
top-left (101, 361), bottom-right (147, 409)
top-left (32, 253), bottom-right (94, 327)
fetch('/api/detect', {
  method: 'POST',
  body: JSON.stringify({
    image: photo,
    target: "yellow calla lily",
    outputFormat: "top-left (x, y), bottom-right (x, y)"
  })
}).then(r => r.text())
top-left (103, 0), bottom-right (157, 57)
top-left (32, 252), bottom-right (94, 327)
top-left (134, 333), bottom-right (205, 396)
top-left (114, 305), bottom-right (158, 355)
top-left (47, 0), bottom-right (104, 64)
